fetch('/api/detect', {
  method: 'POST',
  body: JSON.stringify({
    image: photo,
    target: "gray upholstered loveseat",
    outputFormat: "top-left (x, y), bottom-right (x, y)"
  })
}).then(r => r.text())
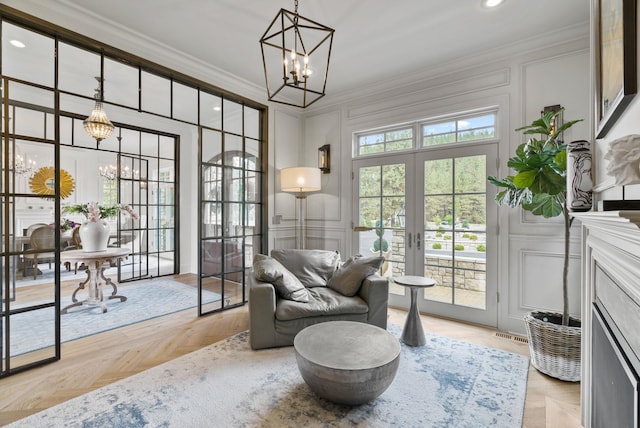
top-left (248, 249), bottom-right (389, 350)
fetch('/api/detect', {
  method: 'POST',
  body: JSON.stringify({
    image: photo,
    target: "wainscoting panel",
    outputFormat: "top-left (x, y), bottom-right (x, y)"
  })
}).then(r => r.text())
top-left (305, 111), bottom-right (341, 222)
top-left (270, 226), bottom-right (345, 255)
top-left (273, 109), bottom-right (303, 223)
top-left (504, 235), bottom-right (581, 335)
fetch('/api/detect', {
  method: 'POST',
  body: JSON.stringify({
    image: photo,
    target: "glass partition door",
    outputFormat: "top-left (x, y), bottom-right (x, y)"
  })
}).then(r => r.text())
top-left (198, 102), bottom-right (265, 316)
top-left (1, 78), bottom-right (61, 376)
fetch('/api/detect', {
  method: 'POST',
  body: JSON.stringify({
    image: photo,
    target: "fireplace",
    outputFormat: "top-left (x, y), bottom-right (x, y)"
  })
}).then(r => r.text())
top-left (591, 299), bottom-right (638, 427)
top-left (576, 211), bottom-right (640, 428)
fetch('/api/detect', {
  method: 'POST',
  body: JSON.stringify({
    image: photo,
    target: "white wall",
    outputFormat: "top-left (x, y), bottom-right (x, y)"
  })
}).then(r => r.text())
top-left (278, 32), bottom-right (591, 334)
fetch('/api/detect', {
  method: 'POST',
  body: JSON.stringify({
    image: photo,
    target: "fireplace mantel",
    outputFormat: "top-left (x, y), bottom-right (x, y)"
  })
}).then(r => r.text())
top-left (574, 210), bottom-right (640, 427)
top-left (572, 210), bottom-right (640, 230)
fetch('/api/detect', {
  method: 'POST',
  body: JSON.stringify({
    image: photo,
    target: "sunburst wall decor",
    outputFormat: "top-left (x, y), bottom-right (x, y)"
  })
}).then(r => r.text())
top-left (29, 167), bottom-right (76, 199)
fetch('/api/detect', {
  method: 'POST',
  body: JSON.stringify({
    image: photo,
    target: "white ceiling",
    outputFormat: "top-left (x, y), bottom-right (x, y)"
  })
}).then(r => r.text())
top-left (9, 0), bottom-right (591, 105)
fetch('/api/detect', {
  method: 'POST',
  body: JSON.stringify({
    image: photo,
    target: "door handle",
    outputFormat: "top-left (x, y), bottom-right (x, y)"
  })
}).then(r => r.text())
top-left (416, 232), bottom-right (421, 250)
top-left (407, 232), bottom-right (412, 249)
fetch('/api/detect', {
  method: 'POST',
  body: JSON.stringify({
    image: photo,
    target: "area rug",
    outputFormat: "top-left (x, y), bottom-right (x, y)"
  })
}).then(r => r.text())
top-left (8, 325), bottom-right (530, 427)
top-left (11, 279), bottom-right (220, 357)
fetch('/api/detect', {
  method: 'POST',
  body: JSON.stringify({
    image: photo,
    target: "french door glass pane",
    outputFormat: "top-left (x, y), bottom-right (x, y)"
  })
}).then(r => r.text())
top-left (423, 155), bottom-right (487, 309)
top-left (357, 163), bottom-right (406, 294)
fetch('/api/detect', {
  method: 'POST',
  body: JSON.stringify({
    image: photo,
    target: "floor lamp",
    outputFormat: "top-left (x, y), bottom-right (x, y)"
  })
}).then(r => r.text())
top-left (281, 167), bottom-right (321, 249)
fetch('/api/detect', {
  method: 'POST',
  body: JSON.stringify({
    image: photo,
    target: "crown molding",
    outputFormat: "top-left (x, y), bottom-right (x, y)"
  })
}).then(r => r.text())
top-left (305, 21), bottom-right (590, 114)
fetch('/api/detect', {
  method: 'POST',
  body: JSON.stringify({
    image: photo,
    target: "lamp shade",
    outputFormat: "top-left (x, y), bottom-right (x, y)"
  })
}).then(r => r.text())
top-left (281, 167), bottom-right (321, 193)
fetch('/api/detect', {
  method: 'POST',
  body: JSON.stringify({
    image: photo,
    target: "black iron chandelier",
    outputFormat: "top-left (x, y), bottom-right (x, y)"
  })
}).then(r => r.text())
top-left (260, 0), bottom-right (334, 108)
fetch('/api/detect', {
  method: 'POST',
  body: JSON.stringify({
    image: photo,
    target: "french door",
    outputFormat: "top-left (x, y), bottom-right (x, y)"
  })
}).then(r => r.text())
top-left (353, 143), bottom-right (498, 326)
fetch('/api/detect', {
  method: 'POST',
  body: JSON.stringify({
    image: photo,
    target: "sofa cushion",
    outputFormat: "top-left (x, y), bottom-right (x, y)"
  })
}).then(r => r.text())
top-left (253, 257), bottom-right (310, 302)
top-left (328, 255), bottom-right (385, 297)
top-left (270, 249), bottom-right (340, 287)
top-left (253, 253), bottom-right (269, 262)
top-left (275, 287), bottom-right (369, 321)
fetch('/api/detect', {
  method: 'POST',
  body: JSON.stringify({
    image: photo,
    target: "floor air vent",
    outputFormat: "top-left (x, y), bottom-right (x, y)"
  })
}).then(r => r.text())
top-left (513, 335), bottom-right (529, 344)
top-left (495, 331), bottom-right (529, 344)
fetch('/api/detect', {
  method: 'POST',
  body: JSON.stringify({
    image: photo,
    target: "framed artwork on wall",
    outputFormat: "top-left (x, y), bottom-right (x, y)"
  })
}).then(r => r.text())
top-left (595, 0), bottom-right (637, 138)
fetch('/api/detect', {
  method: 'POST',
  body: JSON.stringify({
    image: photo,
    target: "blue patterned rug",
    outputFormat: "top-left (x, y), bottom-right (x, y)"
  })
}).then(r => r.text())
top-left (11, 279), bottom-right (220, 357)
top-left (8, 325), bottom-right (529, 427)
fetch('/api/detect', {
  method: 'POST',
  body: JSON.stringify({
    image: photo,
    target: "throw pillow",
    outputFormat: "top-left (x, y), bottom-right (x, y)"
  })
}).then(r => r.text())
top-left (253, 257), bottom-right (310, 302)
top-left (327, 255), bottom-right (385, 297)
top-left (253, 253), bottom-right (270, 263)
top-left (271, 249), bottom-right (340, 287)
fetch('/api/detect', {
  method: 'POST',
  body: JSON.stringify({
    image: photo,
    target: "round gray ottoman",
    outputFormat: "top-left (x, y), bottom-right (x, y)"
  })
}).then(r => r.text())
top-left (294, 321), bottom-right (401, 405)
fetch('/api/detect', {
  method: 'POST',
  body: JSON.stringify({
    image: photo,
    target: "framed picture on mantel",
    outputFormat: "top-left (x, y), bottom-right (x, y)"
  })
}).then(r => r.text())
top-left (595, 0), bottom-right (637, 138)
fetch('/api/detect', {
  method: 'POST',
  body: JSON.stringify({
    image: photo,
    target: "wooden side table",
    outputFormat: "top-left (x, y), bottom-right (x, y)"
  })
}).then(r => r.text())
top-left (393, 275), bottom-right (436, 346)
top-left (60, 247), bottom-right (130, 314)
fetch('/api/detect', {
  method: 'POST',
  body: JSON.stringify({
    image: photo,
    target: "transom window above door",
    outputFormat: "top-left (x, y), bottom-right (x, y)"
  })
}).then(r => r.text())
top-left (354, 110), bottom-right (497, 157)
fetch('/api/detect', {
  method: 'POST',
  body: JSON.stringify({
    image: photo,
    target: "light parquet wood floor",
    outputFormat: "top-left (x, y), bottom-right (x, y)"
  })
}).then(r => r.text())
top-left (0, 275), bottom-right (581, 427)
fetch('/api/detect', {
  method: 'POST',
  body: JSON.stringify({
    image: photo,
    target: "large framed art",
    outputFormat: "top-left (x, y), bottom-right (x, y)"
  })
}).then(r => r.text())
top-left (595, 0), bottom-right (637, 138)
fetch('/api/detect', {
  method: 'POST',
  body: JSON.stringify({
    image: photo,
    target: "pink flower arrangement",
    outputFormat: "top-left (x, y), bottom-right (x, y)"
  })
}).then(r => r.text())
top-left (63, 203), bottom-right (139, 223)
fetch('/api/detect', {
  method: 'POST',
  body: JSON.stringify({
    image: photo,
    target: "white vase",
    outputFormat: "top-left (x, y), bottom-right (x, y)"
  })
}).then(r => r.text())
top-left (79, 220), bottom-right (110, 252)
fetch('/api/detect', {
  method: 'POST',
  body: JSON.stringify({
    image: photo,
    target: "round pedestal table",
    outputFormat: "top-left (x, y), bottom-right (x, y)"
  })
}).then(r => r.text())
top-left (60, 247), bottom-right (130, 314)
top-left (393, 275), bottom-right (436, 346)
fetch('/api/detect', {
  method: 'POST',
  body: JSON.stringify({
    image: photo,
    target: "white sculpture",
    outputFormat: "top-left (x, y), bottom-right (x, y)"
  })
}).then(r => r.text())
top-left (604, 134), bottom-right (640, 185)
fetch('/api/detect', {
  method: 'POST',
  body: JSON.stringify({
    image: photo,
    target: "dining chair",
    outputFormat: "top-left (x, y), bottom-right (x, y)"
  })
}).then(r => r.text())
top-left (26, 222), bottom-right (48, 236)
top-left (22, 226), bottom-right (56, 279)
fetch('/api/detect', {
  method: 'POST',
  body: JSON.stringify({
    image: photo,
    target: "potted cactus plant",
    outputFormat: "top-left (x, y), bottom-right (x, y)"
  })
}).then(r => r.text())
top-left (488, 108), bottom-right (583, 381)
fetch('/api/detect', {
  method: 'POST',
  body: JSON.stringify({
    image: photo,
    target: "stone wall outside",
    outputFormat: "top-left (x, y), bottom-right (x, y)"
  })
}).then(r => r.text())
top-left (389, 229), bottom-right (486, 291)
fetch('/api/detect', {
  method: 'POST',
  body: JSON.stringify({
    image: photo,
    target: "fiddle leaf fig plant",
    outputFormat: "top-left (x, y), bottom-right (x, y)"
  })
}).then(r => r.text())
top-left (488, 108), bottom-right (582, 326)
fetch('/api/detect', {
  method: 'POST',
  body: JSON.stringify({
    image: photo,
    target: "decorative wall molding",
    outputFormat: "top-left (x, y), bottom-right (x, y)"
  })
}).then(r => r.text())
top-left (307, 22), bottom-right (588, 113)
top-left (272, 109), bottom-right (303, 223)
top-left (304, 111), bottom-right (342, 222)
top-left (518, 249), bottom-right (581, 312)
top-left (346, 69), bottom-right (510, 120)
top-left (504, 235), bottom-right (582, 335)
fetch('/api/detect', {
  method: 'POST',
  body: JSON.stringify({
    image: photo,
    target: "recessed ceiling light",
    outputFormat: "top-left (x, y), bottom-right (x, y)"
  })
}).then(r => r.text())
top-left (213, 106), bottom-right (221, 111)
top-left (482, 0), bottom-right (505, 8)
top-left (10, 39), bottom-right (25, 48)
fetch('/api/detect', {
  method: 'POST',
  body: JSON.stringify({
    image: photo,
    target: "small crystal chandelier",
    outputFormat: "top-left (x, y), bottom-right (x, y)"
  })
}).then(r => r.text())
top-left (83, 77), bottom-right (114, 143)
top-left (13, 153), bottom-right (36, 176)
top-left (99, 164), bottom-right (140, 181)
top-left (260, 0), bottom-right (334, 108)
top-left (2, 145), bottom-right (37, 177)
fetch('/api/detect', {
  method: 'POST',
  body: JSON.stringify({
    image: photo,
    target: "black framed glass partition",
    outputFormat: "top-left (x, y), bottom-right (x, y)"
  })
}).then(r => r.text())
top-left (0, 5), bottom-right (267, 376)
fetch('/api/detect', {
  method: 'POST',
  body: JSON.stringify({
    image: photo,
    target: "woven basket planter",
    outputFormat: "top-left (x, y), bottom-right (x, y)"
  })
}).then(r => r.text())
top-left (524, 311), bottom-right (581, 382)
